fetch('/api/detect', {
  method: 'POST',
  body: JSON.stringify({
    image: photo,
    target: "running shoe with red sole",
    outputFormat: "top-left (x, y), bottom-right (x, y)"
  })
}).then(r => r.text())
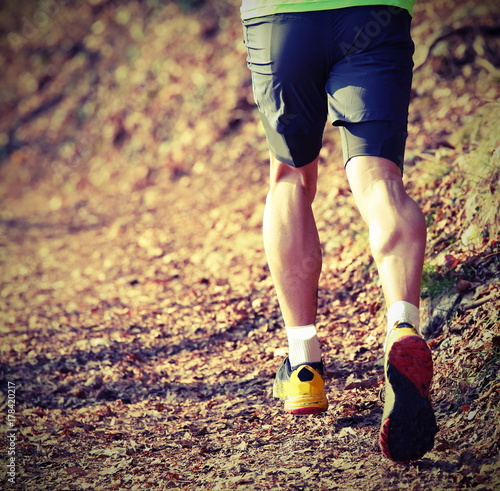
top-left (379, 322), bottom-right (438, 462)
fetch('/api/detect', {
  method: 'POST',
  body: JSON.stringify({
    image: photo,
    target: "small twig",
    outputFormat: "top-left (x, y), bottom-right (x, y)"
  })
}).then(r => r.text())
top-left (480, 251), bottom-right (500, 261)
top-left (475, 381), bottom-right (500, 403)
top-left (460, 293), bottom-right (497, 312)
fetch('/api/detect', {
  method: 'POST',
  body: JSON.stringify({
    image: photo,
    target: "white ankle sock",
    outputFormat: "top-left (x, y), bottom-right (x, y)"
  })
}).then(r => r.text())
top-left (387, 301), bottom-right (420, 334)
top-left (285, 324), bottom-right (322, 368)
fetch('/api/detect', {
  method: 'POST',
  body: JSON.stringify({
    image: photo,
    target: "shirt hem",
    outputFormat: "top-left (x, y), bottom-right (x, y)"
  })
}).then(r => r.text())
top-left (241, 0), bottom-right (415, 20)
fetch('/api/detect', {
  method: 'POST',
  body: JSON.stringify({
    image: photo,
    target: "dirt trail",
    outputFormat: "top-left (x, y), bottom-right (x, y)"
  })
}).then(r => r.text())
top-left (1, 0), bottom-right (499, 490)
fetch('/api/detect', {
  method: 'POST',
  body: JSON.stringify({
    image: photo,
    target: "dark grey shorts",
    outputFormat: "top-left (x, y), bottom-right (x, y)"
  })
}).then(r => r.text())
top-left (242, 6), bottom-right (415, 170)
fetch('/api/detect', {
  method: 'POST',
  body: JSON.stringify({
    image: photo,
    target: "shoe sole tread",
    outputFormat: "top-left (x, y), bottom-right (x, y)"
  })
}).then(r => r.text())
top-left (380, 335), bottom-right (438, 462)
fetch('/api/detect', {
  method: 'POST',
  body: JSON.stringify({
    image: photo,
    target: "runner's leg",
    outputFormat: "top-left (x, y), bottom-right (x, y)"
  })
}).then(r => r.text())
top-left (263, 154), bottom-right (321, 327)
top-left (345, 156), bottom-right (426, 308)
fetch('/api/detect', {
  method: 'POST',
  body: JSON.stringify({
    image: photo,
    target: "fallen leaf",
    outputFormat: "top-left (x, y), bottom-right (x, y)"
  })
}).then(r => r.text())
top-left (445, 254), bottom-right (460, 269)
top-left (65, 466), bottom-right (87, 477)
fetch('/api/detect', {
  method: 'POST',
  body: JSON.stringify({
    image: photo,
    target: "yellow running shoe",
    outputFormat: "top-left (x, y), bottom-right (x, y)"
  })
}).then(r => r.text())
top-left (273, 357), bottom-right (328, 415)
top-left (379, 322), bottom-right (438, 462)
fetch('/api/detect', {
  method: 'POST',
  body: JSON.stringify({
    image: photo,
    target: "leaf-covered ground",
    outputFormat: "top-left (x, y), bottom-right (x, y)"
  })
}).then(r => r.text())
top-left (0, 0), bottom-right (499, 490)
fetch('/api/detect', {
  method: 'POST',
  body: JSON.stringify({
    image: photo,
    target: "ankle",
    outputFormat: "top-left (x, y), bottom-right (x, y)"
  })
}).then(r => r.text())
top-left (285, 324), bottom-right (322, 367)
top-left (387, 301), bottom-right (420, 333)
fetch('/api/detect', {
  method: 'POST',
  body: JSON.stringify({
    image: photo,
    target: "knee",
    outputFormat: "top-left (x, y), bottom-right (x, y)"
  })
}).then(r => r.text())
top-left (269, 155), bottom-right (319, 204)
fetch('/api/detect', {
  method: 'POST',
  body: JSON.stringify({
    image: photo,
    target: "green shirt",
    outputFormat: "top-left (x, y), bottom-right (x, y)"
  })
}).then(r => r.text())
top-left (241, 0), bottom-right (416, 19)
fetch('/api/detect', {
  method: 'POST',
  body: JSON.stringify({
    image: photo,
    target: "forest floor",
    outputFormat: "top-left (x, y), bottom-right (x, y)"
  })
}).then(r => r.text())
top-left (0, 0), bottom-right (499, 490)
